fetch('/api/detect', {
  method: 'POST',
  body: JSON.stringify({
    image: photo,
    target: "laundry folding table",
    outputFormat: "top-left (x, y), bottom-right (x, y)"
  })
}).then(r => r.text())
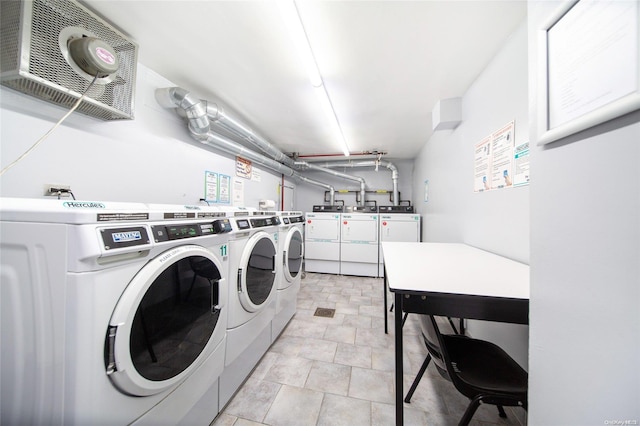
top-left (381, 242), bottom-right (530, 426)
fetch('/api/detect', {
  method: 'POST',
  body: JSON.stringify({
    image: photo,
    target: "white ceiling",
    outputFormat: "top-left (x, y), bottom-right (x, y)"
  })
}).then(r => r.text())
top-left (83, 0), bottom-right (526, 161)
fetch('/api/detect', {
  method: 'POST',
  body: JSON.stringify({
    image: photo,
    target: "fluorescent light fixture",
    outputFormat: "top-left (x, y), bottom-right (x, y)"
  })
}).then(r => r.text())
top-left (278, 0), bottom-right (322, 87)
top-left (315, 85), bottom-right (350, 157)
top-left (278, 0), bottom-right (350, 157)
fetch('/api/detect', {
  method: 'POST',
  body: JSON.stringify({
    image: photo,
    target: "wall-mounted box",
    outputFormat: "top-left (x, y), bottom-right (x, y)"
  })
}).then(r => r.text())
top-left (432, 97), bottom-right (462, 131)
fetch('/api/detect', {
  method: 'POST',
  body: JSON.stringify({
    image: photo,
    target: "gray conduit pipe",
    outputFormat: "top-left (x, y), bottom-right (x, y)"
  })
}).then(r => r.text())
top-left (155, 87), bottom-right (336, 205)
top-left (295, 162), bottom-right (366, 207)
top-left (316, 160), bottom-right (400, 206)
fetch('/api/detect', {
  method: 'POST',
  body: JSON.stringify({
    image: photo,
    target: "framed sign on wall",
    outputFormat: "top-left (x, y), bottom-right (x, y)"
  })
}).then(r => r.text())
top-left (536, 0), bottom-right (640, 145)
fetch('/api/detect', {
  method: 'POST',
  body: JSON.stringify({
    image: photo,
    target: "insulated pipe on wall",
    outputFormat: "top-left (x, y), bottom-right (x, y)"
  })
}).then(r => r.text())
top-left (316, 160), bottom-right (400, 206)
top-left (155, 87), bottom-right (336, 205)
top-left (213, 116), bottom-right (297, 168)
top-left (295, 162), bottom-right (366, 207)
top-left (155, 87), bottom-right (210, 136)
top-left (159, 87), bottom-right (368, 205)
top-left (202, 131), bottom-right (339, 205)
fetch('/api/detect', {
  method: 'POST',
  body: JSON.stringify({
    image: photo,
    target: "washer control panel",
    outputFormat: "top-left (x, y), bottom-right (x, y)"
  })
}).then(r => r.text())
top-left (151, 219), bottom-right (232, 242)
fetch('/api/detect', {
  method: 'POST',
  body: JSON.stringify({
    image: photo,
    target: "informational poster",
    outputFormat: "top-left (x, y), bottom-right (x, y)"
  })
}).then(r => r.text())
top-left (490, 121), bottom-right (515, 190)
top-left (251, 168), bottom-right (262, 182)
top-left (474, 121), bottom-right (519, 192)
top-left (474, 135), bottom-right (492, 192)
top-left (513, 141), bottom-right (530, 187)
top-left (204, 171), bottom-right (218, 202)
top-left (232, 178), bottom-right (244, 206)
top-left (236, 156), bottom-right (252, 179)
top-left (219, 174), bottom-right (231, 204)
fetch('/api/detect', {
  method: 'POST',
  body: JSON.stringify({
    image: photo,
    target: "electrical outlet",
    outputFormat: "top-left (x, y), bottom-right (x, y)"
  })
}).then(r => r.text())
top-left (44, 184), bottom-right (71, 197)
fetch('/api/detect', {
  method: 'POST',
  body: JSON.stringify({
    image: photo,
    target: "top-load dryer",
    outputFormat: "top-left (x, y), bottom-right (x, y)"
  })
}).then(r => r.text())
top-left (0, 198), bottom-right (232, 425)
top-left (378, 205), bottom-right (421, 277)
top-left (273, 211), bottom-right (304, 341)
top-left (340, 206), bottom-right (379, 277)
top-left (304, 205), bottom-right (343, 274)
top-left (219, 210), bottom-right (280, 410)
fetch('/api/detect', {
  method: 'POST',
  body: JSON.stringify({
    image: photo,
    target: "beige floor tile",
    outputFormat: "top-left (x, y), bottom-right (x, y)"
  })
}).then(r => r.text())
top-left (262, 354), bottom-right (313, 387)
top-left (222, 377), bottom-right (281, 423)
top-left (316, 393), bottom-right (371, 426)
top-left (348, 367), bottom-right (395, 404)
top-left (297, 337), bottom-right (338, 362)
top-left (217, 274), bottom-right (525, 426)
top-left (305, 360), bottom-right (351, 396)
top-left (334, 342), bottom-right (372, 369)
top-left (323, 325), bottom-right (357, 344)
top-left (263, 385), bottom-right (324, 426)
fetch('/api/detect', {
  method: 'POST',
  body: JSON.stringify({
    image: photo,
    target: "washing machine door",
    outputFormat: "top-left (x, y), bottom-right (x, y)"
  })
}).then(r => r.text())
top-left (106, 245), bottom-right (226, 396)
top-left (237, 231), bottom-right (277, 312)
top-left (283, 227), bottom-right (303, 284)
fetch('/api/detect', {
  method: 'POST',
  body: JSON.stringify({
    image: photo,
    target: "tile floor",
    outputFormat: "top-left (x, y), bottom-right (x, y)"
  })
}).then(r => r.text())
top-left (212, 273), bottom-right (526, 426)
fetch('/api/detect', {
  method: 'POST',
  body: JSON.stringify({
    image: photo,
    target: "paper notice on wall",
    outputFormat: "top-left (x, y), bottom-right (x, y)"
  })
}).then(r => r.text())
top-left (219, 174), bottom-right (231, 204)
top-left (490, 121), bottom-right (515, 189)
top-left (205, 171), bottom-right (218, 202)
top-left (474, 121), bottom-right (518, 192)
top-left (513, 141), bottom-right (530, 187)
top-left (236, 156), bottom-right (252, 179)
top-left (474, 135), bottom-right (492, 192)
top-left (232, 178), bottom-right (244, 206)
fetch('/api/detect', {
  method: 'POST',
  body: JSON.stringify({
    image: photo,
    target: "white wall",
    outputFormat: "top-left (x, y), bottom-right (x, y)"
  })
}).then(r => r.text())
top-left (527, 2), bottom-right (640, 424)
top-left (0, 64), bottom-right (293, 208)
top-left (412, 21), bottom-right (530, 369)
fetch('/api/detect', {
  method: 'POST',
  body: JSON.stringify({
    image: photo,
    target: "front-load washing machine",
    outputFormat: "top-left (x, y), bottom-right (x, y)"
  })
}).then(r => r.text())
top-left (219, 211), bottom-right (280, 410)
top-left (272, 211), bottom-right (304, 341)
top-left (0, 198), bottom-right (232, 425)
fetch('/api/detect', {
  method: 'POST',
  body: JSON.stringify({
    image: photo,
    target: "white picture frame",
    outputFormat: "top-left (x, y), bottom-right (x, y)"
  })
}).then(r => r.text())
top-left (536, 0), bottom-right (640, 145)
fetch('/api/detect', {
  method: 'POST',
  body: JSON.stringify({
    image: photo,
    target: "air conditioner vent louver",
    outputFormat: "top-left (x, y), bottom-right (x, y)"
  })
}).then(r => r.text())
top-left (0, 0), bottom-right (138, 120)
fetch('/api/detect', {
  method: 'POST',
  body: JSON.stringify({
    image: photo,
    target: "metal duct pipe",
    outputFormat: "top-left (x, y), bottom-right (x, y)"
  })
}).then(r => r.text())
top-left (296, 162), bottom-right (366, 206)
top-left (160, 88), bottom-right (365, 207)
top-left (296, 175), bottom-right (335, 205)
top-left (213, 114), bottom-right (297, 168)
top-left (201, 133), bottom-right (335, 204)
top-left (316, 160), bottom-right (400, 206)
top-left (155, 87), bottom-right (210, 136)
top-left (155, 87), bottom-right (336, 205)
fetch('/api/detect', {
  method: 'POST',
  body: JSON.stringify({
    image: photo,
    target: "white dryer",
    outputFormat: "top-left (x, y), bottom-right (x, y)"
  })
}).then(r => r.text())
top-left (272, 211), bottom-right (304, 341)
top-left (0, 198), bottom-right (232, 425)
top-left (340, 206), bottom-right (379, 277)
top-left (219, 211), bottom-right (280, 410)
top-left (304, 205), bottom-right (343, 274)
top-left (378, 206), bottom-right (421, 277)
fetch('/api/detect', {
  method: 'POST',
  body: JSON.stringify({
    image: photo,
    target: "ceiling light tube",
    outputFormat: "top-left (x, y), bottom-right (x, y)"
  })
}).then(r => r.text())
top-left (315, 85), bottom-right (350, 156)
top-left (277, 0), bottom-right (322, 87)
top-left (278, 0), bottom-right (350, 157)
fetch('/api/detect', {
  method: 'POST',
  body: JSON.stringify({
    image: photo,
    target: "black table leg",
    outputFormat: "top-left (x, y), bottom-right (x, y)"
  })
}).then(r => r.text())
top-left (394, 292), bottom-right (403, 425)
top-left (384, 265), bottom-right (388, 334)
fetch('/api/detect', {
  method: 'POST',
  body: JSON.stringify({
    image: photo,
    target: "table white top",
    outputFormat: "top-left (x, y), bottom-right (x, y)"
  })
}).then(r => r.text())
top-left (382, 242), bottom-right (529, 300)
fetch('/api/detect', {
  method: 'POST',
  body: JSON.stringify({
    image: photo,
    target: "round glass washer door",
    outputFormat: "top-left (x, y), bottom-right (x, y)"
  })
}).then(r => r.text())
top-left (105, 245), bottom-right (226, 396)
top-left (238, 232), bottom-right (277, 312)
top-left (282, 227), bottom-right (303, 284)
